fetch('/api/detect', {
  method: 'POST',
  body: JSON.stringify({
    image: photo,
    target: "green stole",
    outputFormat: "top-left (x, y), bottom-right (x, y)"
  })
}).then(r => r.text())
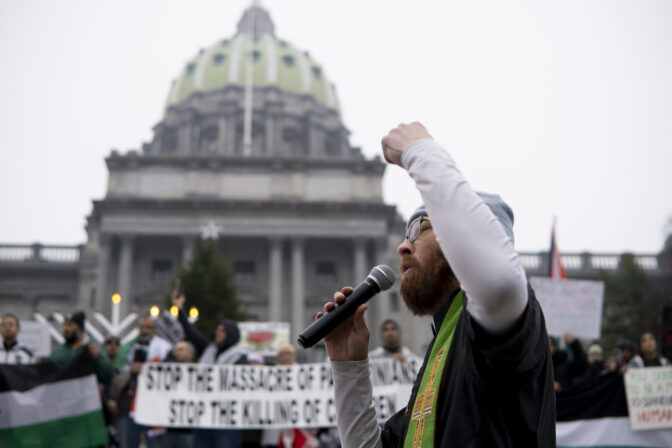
top-left (403, 291), bottom-right (464, 448)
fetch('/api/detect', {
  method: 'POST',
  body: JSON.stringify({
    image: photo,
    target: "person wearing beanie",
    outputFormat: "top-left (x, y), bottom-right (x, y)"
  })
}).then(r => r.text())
top-left (368, 319), bottom-right (417, 363)
top-left (49, 311), bottom-right (113, 384)
top-left (317, 122), bottom-right (555, 447)
top-left (171, 289), bottom-right (248, 447)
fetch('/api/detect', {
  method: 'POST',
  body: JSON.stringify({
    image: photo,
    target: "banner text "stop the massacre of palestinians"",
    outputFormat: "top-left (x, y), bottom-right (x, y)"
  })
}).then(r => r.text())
top-left (135, 358), bottom-right (421, 429)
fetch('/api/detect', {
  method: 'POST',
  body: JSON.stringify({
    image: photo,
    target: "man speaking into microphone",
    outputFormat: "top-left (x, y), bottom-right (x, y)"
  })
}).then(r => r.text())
top-left (313, 122), bottom-right (555, 447)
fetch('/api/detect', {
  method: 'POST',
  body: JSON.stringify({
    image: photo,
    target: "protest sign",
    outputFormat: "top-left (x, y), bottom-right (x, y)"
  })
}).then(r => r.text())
top-left (238, 322), bottom-right (290, 356)
top-left (529, 277), bottom-right (604, 339)
top-left (135, 357), bottom-right (421, 429)
top-left (624, 366), bottom-right (672, 430)
top-left (12, 321), bottom-right (51, 357)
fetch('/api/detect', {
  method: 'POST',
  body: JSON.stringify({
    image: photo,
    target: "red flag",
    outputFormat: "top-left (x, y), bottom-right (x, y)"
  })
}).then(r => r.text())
top-left (549, 221), bottom-right (567, 279)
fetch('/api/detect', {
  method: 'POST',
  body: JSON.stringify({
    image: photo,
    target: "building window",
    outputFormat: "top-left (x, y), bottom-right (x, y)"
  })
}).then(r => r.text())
top-left (234, 260), bottom-right (256, 283)
top-left (199, 125), bottom-right (219, 152)
top-left (325, 131), bottom-right (341, 156)
top-left (152, 259), bottom-right (173, 285)
top-left (312, 66), bottom-right (322, 79)
top-left (213, 53), bottom-right (226, 65)
top-left (316, 261), bottom-right (336, 284)
top-left (161, 128), bottom-right (177, 153)
top-left (282, 55), bottom-right (294, 67)
top-left (185, 63), bottom-right (196, 76)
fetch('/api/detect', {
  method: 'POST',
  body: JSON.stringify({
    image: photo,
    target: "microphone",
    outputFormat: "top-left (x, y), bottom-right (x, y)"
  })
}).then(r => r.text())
top-left (297, 265), bottom-right (396, 349)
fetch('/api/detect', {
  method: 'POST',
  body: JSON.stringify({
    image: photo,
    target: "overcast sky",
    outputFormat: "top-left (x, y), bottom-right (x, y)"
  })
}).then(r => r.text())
top-left (1, 0), bottom-right (671, 254)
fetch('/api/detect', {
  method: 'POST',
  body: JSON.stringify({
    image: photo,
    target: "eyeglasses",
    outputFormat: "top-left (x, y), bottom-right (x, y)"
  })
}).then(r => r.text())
top-left (405, 216), bottom-right (431, 243)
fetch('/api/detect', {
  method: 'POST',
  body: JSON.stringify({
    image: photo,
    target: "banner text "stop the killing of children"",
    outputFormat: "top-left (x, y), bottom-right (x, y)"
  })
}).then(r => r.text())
top-left (135, 358), bottom-right (421, 429)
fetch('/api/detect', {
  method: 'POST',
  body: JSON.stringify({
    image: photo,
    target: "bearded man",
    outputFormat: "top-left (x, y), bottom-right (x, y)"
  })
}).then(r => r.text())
top-left (317, 122), bottom-right (555, 447)
top-left (49, 311), bottom-right (113, 384)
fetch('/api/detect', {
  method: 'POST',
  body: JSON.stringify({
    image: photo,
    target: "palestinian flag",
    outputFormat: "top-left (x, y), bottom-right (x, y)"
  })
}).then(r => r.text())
top-left (556, 371), bottom-right (672, 447)
top-left (0, 350), bottom-right (108, 447)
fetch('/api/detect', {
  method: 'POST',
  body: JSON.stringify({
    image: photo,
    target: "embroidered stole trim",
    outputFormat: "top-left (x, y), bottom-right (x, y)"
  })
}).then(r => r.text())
top-left (403, 291), bottom-right (464, 448)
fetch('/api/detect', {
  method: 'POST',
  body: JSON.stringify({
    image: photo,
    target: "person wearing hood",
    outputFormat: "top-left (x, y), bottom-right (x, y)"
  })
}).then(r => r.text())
top-left (172, 289), bottom-right (248, 447)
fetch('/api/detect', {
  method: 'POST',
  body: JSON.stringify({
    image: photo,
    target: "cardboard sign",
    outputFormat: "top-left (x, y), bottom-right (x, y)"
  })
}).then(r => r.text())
top-left (529, 277), bottom-right (604, 339)
top-left (5, 321), bottom-right (51, 357)
top-left (135, 358), bottom-right (421, 429)
top-left (238, 322), bottom-right (290, 356)
top-left (625, 367), bottom-right (672, 430)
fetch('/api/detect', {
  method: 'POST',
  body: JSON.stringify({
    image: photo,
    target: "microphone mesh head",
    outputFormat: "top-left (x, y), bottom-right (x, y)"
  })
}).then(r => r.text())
top-left (369, 265), bottom-right (396, 291)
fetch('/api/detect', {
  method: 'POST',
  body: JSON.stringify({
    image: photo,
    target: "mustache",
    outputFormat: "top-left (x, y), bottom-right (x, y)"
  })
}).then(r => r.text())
top-left (400, 256), bottom-right (418, 271)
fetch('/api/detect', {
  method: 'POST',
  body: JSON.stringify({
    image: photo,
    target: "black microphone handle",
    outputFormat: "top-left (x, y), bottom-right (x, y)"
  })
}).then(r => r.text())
top-left (297, 278), bottom-right (380, 349)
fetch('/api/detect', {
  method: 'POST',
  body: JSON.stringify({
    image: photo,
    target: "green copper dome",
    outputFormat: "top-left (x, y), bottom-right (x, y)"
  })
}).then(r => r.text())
top-left (165, 5), bottom-right (340, 112)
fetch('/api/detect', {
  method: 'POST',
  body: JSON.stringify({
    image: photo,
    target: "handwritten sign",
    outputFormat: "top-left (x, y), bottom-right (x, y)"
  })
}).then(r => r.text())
top-left (135, 358), bottom-right (420, 429)
top-left (238, 322), bottom-right (290, 356)
top-left (625, 367), bottom-right (672, 430)
top-left (529, 277), bottom-right (604, 339)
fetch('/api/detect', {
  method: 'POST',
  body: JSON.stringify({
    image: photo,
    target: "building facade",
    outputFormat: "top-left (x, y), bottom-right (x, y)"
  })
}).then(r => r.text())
top-left (1, 6), bottom-right (671, 357)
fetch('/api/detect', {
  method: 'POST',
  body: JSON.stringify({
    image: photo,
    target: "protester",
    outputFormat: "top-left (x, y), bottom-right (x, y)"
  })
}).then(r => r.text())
top-left (163, 341), bottom-right (196, 448)
top-left (317, 122), bottom-right (555, 447)
top-left (572, 343), bottom-right (617, 390)
top-left (613, 339), bottom-right (636, 373)
top-left (261, 343), bottom-right (319, 448)
top-left (0, 313), bottom-right (34, 364)
top-left (550, 332), bottom-right (588, 392)
top-left (368, 319), bottom-right (416, 362)
top-left (102, 335), bottom-right (122, 447)
top-left (123, 315), bottom-right (173, 368)
top-left (629, 331), bottom-right (671, 368)
top-left (247, 352), bottom-right (265, 365)
top-left (117, 315), bottom-right (173, 448)
top-left (49, 311), bottom-right (112, 384)
top-left (275, 342), bottom-right (296, 365)
top-left (172, 289), bottom-right (247, 447)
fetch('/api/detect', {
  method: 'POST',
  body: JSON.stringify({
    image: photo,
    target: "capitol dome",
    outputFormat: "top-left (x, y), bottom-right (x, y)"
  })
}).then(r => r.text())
top-left (164, 5), bottom-right (340, 112)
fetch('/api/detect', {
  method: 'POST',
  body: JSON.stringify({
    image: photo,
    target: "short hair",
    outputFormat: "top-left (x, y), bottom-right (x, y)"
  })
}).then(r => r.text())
top-left (175, 340), bottom-right (195, 355)
top-left (105, 335), bottom-right (120, 345)
top-left (276, 342), bottom-right (295, 356)
top-left (380, 319), bottom-right (399, 332)
top-left (1, 313), bottom-right (19, 329)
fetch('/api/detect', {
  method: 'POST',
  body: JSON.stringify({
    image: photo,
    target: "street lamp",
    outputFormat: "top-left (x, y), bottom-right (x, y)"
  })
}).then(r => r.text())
top-left (111, 293), bottom-right (121, 327)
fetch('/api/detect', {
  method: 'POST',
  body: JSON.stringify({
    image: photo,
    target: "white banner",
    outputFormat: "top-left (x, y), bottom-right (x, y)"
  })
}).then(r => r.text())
top-left (529, 277), bottom-right (604, 339)
top-left (15, 321), bottom-right (51, 357)
top-left (135, 358), bottom-right (421, 428)
top-left (238, 322), bottom-right (290, 356)
top-left (625, 366), bottom-right (672, 430)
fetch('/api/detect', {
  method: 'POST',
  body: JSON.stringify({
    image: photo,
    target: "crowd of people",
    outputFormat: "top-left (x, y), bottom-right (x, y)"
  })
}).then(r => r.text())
top-left (2, 122), bottom-right (671, 448)
top-left (550, 331), bottom-right (671, 394)
top-left (0, 305), bottom-right (420, 448)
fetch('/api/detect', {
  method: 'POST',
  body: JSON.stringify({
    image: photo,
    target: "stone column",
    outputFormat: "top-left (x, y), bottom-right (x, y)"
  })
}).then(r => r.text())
top-left (94, 235), bottom-right (111, 310)
top-left (225, 114), bottom-right (237, 155)
top-left (353, 238), bottom-right (367, 281)
top-left (375, 238), bottom-right (391, 324)
top-left (291, 238), bottom-right (305, 340)
top-left (265, 114), bottom-right (275, 156)
top-left (177, 121), bottom-right (192, 154)
top-left (268, 237), bottom-right (283, 322)
top-left (182, 235), bottom-right (197, 266)
top-left (217, 116), bottom-right (227, 154)
top-left (117, 235), bottom-right (135, 317)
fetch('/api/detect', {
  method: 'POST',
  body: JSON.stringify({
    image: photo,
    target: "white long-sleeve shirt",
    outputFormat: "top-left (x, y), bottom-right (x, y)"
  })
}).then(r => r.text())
top-left (332, 139), bottom-right (529, 448)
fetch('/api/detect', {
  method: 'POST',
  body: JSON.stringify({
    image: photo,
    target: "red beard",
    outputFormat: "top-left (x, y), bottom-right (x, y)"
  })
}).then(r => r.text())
top-left (399, 245), bottom-right (456, 316)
